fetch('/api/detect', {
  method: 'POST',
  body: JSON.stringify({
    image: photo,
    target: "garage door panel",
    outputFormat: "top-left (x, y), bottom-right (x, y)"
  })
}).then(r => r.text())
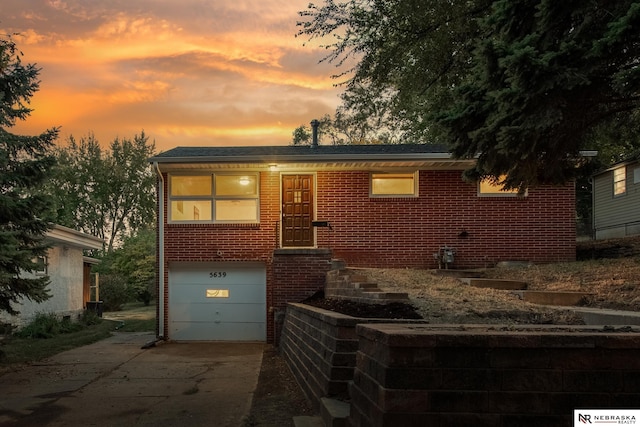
top-left (170, 263), bottom-right (265, 285)
top-left (170, 302), bottom-right (265, 323)
top-left (170, 283), bottom-right (265, 304)
top-left (168, 262), bottom-right (266, 341)
top-left (171, 321), bottom-right (265, 341)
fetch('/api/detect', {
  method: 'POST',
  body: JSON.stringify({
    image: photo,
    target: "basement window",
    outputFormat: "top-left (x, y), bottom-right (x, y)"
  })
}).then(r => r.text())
top-left (478, 176), bottom-right (524, 197)
top-left (370, 172), bottom-right (418, 197)
top-left (169, 173), bottom-right (259, 223)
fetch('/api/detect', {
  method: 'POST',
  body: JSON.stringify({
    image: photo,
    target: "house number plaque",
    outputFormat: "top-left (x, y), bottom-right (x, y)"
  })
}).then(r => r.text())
top-left (209, 272), bottom-right (227, 278)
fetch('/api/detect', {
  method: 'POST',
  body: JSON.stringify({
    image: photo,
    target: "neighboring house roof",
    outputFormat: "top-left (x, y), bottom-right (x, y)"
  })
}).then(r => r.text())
top-left (150, 144), bottom-right (474, 171)
top-left (46, 225), bottom-right (104, 250)
top-left (593, 151), bottom-right (640, 177)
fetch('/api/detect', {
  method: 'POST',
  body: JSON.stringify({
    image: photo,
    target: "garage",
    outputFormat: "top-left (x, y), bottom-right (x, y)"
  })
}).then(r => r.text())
top-left (168, 262), bottom-right (266, 341)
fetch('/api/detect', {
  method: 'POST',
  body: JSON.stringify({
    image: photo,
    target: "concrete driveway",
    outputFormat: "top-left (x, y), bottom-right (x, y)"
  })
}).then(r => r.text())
top-left (0, 332), bottom-right (263, 427)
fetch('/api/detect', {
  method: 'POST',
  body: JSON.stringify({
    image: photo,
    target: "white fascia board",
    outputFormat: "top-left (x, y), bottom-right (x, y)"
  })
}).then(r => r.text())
top-left (46, 225), bottom-right (104, 250)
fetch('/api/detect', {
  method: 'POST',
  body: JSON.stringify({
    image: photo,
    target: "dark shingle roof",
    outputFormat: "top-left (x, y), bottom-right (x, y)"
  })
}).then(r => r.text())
top-left (150, 143), bottom-right (452, 163)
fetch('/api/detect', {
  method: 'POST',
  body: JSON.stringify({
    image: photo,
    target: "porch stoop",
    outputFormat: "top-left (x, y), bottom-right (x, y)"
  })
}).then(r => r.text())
top-left (325, 266), bottom-right (410, 304)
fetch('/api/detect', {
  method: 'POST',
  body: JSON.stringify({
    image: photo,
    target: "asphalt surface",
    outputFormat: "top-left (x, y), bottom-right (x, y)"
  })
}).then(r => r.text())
top-left (0, 332), bottom-right (263, 427)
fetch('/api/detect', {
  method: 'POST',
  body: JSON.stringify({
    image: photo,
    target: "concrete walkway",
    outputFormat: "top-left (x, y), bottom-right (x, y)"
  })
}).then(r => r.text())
top-left (0, 332), bottom-right (263, 427)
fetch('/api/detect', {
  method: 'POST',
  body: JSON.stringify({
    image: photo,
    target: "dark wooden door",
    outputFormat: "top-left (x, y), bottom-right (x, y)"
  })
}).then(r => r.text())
top-left (282, 174), bottom-right (314, 247)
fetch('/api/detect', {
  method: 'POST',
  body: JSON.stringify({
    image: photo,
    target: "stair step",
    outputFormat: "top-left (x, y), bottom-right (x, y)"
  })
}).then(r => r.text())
top-left (353, 282), bottom-right (379, 290)
top-left (320, 397), bottom-right (350, 427)
top-left (461, 278), bottom-right (528, 290)
top-left (293, 415), bottom-right (325, 427)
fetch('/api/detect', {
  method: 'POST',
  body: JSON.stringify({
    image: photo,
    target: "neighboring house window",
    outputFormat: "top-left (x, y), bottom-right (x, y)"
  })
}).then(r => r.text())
top-left (169, 174), bottom-right (259, 223)
top-left (478, 176), bottom-right (523, 197)
top-left (370, 172), bottom-right (418, 197)
top-left (634, 167), bottom-right (640, 184)
top-left (35, 256), bottom-right (47, 275)
top-left (613, 166), bottom-right (626, 196)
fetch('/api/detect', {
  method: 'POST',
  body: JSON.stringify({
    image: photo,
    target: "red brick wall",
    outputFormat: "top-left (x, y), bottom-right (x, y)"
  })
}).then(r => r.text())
top-left (157, 169), bottom-right (576, 341)
top-left (317, 170), bottom-right (575, 268)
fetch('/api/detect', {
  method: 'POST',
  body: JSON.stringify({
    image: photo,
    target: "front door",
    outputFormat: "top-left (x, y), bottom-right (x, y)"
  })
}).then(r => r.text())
top-left (282, 174), bottom-right (314, 247)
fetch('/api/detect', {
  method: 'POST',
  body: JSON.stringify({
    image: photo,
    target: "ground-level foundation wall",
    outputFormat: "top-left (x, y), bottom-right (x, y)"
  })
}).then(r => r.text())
top-left (271, 251), bottom-right (333, 343)
top-left (350, 324), bottom-right (640, 427)
top-left (280, 303), bottom-right (425, 411)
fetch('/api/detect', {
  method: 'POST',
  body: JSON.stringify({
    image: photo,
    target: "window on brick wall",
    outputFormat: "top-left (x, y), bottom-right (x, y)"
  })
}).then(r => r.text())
top-left (169, 173), bottom-right (259, 223)
top-left (613, 166), bottom-right (626, 196)
top-left (370, 172), bottom-right (418, 197)
top-left (478, 176), bottom-right (525, 197)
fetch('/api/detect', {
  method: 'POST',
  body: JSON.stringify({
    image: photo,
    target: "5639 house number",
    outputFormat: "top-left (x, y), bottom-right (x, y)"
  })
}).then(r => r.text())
top-left (209, 272), bottom-right (227, 278)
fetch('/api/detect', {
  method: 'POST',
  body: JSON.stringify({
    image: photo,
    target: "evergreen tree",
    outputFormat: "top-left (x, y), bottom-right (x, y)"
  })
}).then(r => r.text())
top-left (439, 1), bottom-right (640, 190)
top-left (0, 36), bottom-right (58, 315)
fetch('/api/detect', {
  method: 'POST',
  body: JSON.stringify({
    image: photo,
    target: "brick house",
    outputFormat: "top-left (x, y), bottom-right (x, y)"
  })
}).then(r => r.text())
top-left (151, 143), bottom-right (576, 342)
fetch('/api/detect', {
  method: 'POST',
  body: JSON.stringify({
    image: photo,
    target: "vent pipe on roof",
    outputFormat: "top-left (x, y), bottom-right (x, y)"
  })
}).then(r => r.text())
top-left (310, 119), bottom-right (319, 148)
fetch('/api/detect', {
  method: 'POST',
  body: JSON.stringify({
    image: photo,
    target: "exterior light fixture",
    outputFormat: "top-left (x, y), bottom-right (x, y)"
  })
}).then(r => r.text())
top-left (239, 176), bottom-right (251, 186)
top-left (269, 164), bottom-right (278, 172)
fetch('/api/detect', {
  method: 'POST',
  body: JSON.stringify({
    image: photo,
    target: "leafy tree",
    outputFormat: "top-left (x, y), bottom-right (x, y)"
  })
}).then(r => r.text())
top-left (299, 1), bottom-right (640, 187)
top-left (46, 132), bottom-right (156, 252)
top-left (298, 0), bottom-right (492, 144)
top-left (0, 36), bottom-right (58, 315)
top-left (94, 229), bottom-right (155, 306)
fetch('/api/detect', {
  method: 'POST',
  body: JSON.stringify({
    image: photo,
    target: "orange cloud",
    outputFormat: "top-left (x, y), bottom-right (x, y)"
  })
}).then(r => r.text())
top-left (4, 0), bottom-right (343, 151)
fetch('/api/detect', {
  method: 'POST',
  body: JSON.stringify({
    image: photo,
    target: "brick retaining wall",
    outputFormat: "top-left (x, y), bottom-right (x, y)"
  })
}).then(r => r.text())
top-left (279, 303), bottom-right (425, 410)
top-left (350, 324), bottom-right (640, 427)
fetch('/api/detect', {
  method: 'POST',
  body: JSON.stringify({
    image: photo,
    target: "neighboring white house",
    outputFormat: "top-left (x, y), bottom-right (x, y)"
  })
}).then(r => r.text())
top-left (592, 156), bottom-right (640, 240)
top-left (0, 225), bottom-right (103, 329)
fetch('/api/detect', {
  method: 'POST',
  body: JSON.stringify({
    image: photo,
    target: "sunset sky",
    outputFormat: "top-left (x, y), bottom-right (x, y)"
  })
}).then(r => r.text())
top-left (2, 0), bottom-right (343, 152)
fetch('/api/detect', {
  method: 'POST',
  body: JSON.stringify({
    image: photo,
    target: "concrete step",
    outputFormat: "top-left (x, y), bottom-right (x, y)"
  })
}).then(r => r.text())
top-left (348, 274), bottom-right (369, 283)
top-left (511, 290), bottom-right (593, 306)
top-left (352, 282), bottom-right (379, 290)
top-left (461, 278), bottom-right (528, 290)
top-left (320, 397), bottom-right (350, 427)
top-left (293, 415), bottom-right (325, 427)
top-left (567, 307), bottom-right (640, 326)
top-left (330, 259), bottom-right (347, 270)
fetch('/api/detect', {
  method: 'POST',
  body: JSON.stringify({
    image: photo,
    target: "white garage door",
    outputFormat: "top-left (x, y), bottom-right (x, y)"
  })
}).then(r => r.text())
top-left (168, 262), bottom-right (266, 341)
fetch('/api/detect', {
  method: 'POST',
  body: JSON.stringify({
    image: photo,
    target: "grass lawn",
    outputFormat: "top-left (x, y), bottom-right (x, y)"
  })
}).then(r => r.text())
top-left (0, 302), bottom-right (156, 367)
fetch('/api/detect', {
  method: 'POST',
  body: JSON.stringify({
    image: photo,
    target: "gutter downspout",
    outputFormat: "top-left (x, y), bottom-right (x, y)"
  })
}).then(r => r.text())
top-left (154, 162), bottom-right (165, 339)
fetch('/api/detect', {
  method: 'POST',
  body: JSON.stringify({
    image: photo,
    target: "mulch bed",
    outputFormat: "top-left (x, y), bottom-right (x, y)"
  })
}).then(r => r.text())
top-left (302, 291), bottom-right (422, 319)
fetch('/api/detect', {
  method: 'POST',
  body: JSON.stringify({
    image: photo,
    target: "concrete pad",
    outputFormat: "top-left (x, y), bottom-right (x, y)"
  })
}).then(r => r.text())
top-left (566, 306), bottom-right (640, 326)
top-left (0, 332), bottom-right (264, 427)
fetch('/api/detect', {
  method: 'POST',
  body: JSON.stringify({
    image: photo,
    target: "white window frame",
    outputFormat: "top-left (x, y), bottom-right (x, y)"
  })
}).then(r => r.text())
top-left (369, 171), bottom-right (419, 198)
top-left (168, 173), bottom-right (260, 223)
top-left (613, 166), bottom-right (626, 196)
top-left (35, 256), bottom-right (48, 275)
